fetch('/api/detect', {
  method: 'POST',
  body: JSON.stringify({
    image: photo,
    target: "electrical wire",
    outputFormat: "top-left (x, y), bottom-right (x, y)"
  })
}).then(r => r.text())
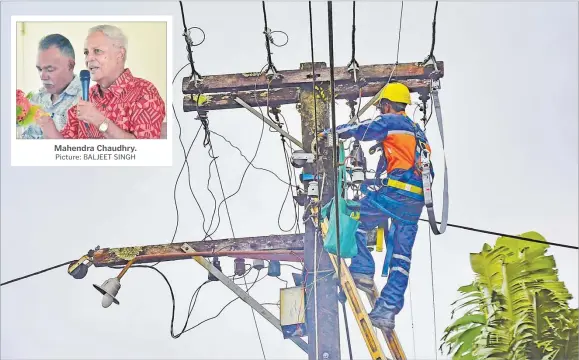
top-left (198, 119), bottom-right (266, 357)
top-left (150, 61), bottom-right (211, 268)
top-left (281, 263), bottom-right (303, 272)
top-left (349, 1), bottom-right (404, 154)
top-left (261, 1), bottom-right (279, 76)
top-left (327, 3), bottom-right (354, 359)
top-left (179, 1), bottom-right (202, 82)
top-left (327, 0), bottom-right (342, 293)
top-left (177, 3), bottom-right (228, 243)
top-left (270, 110), bottom-right (301, 233)
top-left (113, 263), bottom-right (267, 339)
top-left (426, 1), bottom-right (439, 63)
top-left (184, 48), bottom-right (278, 357)
top-left (396, 2), bottom-right (404, 65)
top-left (308, 3), bottom-right (322, 358)
top-left (200, 68), bottom-right (270, 240)
top-left (0, 260), bottom-right (73, 287)
top-left (346, 1), bottom-right (360, 77)
top-left (2, 219), bottom-right (574, 288)
top-left (182, 270), bottom-right (265, 334)
top-left (209, 130), bottom-right (295, 187)
top-left (418, 219), bottom-right (579, 250)
top-left (244, 272), bottom-right (267, 360)
top-left (208, 144), bottom-right (237, 239)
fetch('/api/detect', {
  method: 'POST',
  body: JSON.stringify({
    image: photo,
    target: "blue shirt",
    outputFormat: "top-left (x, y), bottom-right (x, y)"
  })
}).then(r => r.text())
top-left (21, 75), bottom-right (82, 139)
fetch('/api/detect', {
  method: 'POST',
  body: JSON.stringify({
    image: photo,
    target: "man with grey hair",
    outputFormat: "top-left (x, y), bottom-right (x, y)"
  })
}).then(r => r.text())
top-left (39, 24), bottom-right (165, 139)
top-left (22, 33), bottom-right (81, 139)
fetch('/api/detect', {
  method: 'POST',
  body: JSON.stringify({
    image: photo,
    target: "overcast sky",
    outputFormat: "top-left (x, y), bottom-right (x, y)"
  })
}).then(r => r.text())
top-left (1, 1), bottom-right (578, 360)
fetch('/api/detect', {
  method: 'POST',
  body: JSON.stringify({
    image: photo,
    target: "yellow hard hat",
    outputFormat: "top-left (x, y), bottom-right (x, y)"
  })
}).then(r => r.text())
top-left (373, 82), bottom-right (411, 106)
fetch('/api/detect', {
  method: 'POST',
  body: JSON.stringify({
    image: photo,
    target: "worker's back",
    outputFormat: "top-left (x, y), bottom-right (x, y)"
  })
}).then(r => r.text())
top-left (380, 112), bottom-right (431, 185)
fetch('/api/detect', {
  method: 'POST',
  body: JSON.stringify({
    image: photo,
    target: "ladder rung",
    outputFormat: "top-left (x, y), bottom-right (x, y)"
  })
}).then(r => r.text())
top-left (329, 253), bottom-right (388, 360)
top-left (320, 217), bottom-right (407, 360)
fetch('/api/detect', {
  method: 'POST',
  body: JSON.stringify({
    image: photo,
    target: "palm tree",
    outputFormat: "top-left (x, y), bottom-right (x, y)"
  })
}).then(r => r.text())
top-left (440, 231), bottom-right (578, 360)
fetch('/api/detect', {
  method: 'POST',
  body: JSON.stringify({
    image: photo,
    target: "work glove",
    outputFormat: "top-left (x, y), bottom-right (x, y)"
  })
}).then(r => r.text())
top-left (312, 130), bottom-right (329, 153)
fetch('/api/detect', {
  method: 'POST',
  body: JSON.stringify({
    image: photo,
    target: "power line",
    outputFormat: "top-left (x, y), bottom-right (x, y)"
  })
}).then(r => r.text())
top-left (327, 3), bottom-right (354, 359)
top-left (179, 1), bottom-right (202, 82)
top-left (419, 219), bottom-right (579, 250)
top-left (2, 218), bottom-right (575, 288)
top-left (0, 260), bottom-right (73, 287)
top-left (428, 2), bottom-right (439, 60)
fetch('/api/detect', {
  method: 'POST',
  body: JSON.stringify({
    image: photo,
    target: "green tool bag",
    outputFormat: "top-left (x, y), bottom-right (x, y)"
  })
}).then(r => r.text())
top-left (321, 142), bottom-right (360, 258)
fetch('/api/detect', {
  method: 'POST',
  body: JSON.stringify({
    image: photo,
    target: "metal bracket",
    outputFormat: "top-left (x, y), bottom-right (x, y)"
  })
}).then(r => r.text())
top-left (347, 59), bottom-right (360, 83)
top-left (234, 97), bottom-right (303, 149)
top-left (68, 245), bottom-right (100, 279)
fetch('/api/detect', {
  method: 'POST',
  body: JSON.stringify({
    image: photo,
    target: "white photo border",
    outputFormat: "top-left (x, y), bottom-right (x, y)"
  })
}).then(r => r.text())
top-left (11, 15), bottom-right (173, 167)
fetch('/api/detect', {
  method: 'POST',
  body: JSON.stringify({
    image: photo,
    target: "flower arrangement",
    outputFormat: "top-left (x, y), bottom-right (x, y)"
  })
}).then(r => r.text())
top-left (16, 89), bottom-right (49, 127)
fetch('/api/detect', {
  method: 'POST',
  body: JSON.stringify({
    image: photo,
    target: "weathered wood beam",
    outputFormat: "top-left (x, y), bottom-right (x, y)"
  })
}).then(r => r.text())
top-left (183, 87), bottom-right (300, 112)
top-left (183, 78), bottom-right (432, 112)
top-left (92, 233), bottom-right (304, 267)
top-left (183, 61), bottom-right (444, 94)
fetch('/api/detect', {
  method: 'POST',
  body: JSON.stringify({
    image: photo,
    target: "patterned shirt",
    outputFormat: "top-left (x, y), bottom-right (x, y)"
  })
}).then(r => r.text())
top-left (21, 75), bottom-right (82, 139)
top-left (61, 69), bottom-right (166, 139)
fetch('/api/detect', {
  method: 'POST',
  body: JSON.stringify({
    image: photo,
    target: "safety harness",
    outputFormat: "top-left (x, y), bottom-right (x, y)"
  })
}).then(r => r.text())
top-left (420, 88), bottom-right (448, 235)
top-left (360, 97), bottom-right (448, 235)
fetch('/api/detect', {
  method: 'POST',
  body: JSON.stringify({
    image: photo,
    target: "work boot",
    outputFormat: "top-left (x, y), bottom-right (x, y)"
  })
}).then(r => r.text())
top-left (350, 272), bottom-right (375, 296)
top-left (368, 302), bottom-right (396, 330)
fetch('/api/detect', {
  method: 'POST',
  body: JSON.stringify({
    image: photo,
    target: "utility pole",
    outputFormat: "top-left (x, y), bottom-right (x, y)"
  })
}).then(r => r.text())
top-left (298, 62), bottom-right (340, 360)
top-left (180, 59), bottom-right (442, 359)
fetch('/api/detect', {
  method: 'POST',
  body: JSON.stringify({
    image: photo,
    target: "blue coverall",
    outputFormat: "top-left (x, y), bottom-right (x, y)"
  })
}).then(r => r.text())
top-left (328, 112), bottom-right (431, 315)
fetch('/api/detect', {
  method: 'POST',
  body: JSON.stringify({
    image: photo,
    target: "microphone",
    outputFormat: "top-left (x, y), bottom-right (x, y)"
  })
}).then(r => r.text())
top-left (80, 70), bottom-right (90, 101)
top-left (79, 70), bottom-right (91, 130)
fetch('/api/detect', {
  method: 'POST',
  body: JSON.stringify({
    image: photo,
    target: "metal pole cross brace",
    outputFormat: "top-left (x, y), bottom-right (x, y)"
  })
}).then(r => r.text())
top-left (180, 243), bottom-right (308, 353)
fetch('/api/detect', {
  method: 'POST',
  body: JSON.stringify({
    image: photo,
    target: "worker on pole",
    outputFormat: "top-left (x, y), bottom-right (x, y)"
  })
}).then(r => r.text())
top-left (319, 82), bottom-right (432, 330)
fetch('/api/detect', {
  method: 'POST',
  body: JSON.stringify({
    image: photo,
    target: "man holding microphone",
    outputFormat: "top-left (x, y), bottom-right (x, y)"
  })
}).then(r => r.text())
top-left (38, 24), bottom-right (166, 139)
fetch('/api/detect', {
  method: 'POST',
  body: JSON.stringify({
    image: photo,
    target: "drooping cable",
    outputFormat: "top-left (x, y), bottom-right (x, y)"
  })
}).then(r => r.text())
top-left (201, 67), bottom-right (271, 240)
top-left (178, 5), bottom-right (225, 237)
top-left (271, 108), bottom-right (301, 233)
top-left (152, 61), bottom-right (210, 268)
top-left (207, 143), bottom-right (237, 239)
top-left (209, 129), bottom-right (295, 187)
top-left (182, 270), bottom-right (265, 334)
